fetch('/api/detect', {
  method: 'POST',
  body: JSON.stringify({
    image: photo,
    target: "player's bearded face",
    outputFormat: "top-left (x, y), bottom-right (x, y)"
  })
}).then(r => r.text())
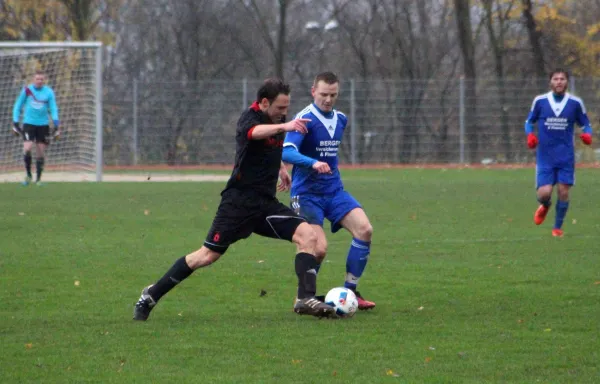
top-left (265, 94), bottom-right (290, 123)
top-left (34, 75), bottom-right (45, 88)
top-left (312, 81), bottom-right (339, 112)
top-left (550, 73), bottom-right (568, 95)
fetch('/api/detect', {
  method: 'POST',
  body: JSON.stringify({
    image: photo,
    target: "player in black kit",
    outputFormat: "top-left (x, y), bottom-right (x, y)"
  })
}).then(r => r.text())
top-left (133, 78), bottom-right (337, 320)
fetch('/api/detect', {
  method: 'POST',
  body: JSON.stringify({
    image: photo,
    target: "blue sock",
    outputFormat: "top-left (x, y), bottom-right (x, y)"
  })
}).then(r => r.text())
top-left (344, 238), bottom-right (370, 291)
top-left (554, 200), bottom-right (569, 229)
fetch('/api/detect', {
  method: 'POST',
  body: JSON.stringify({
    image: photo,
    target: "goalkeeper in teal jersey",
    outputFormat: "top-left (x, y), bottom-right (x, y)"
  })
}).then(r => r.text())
top-left (12, 70), bottom-right (61, 186)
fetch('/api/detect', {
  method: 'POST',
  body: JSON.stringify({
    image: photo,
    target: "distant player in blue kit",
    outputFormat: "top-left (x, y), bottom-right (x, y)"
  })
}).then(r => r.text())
top-left (525, 69), bottom-right (593, 237)
top-left (282, 72), bottom-right (376, 310)
top-left (12, 70), bottom-right (61, 186)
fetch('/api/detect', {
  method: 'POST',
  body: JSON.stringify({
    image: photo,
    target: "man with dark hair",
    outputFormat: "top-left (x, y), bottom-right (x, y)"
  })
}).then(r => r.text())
top-left (133, 78), bottom-right (338, 321)
top-left (525, 68), bottom-right (593, 237)
top-left (12, 70), bottom-right (61, 186)
top-left (282, 72), bottom-right (376, 310)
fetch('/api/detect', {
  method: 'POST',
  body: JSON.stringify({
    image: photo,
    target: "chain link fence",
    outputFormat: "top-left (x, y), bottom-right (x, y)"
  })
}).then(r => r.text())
top-left (103, 78), bottom-right (600, 166)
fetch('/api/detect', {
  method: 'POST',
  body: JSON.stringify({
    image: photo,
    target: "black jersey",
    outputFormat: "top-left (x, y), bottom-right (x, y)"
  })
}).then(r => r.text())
top-left (223, 102), bottom-right (285, 197)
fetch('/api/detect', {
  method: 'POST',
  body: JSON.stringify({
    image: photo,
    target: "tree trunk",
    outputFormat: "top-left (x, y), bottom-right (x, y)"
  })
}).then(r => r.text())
top-left (521, 0), bottom-right (546, 80)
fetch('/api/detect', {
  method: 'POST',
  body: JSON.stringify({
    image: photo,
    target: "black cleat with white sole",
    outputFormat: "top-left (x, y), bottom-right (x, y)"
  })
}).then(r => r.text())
top-left (294, 297), bottom-right (338, 318)
top-left (133, 286), bottom-right (156, 321)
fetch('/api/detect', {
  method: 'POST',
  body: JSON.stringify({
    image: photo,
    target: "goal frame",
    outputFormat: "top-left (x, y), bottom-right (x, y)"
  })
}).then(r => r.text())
top-left (0, 41), bottom-right (103, 181)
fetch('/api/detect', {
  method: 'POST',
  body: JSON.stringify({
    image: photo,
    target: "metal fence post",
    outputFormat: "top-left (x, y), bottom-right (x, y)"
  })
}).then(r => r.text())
top-left (132, 79), bottom-right (138, 166)
top-left (242, 78), bottom-right (248, 110)
top-left (350, 79), bottom-right (357, 165)
top-left (459, 76), bottom-right (465, 164)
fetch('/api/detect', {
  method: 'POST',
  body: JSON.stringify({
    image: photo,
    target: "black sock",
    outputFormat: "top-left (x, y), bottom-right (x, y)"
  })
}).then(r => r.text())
top-left (36, 158), bottom-right (44, 181)
top-left (148, 256), bottom-right (194, 302)
top-left (24, 153), bottom-right (32, 178)
top-left (537, 196), bottom-right (551, 208)
top-left (295, 252), bottom-right (318, 299)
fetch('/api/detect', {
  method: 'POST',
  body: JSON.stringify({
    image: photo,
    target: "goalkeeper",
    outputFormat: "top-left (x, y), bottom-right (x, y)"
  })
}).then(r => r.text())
top-left (12, 70), bottom-right (61, 186)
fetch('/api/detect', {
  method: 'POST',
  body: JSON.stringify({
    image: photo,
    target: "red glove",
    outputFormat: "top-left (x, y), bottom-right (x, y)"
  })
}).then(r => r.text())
top-left (580, 133), bottom-right (592, 145)
top-left (527, 133), bottom-right (538, 149)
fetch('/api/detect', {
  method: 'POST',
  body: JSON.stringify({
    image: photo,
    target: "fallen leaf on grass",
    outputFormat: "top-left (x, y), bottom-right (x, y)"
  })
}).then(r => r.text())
top-left (593, 281), bottom-right (600, 285)
top-left (572, 219), bottom-right (577, 224)
top-left (544, 328), bottom-right (552, 332)
top-left (18, 212), bottom-right (25, 216)
top-left (292, 359), bottom-right (302, 364)
top-left (25, 343), bottom-right (33, 349)
top-left (425, 357), bottom-right (432, 363)
top-left (417, 306), bottom-right (424, 311)
top-left (144, 210), bottom-right (150, 216)
top-left (386, 369), bottom-right (399, 377)
top-left (74, 281), bottom-right (80, 287)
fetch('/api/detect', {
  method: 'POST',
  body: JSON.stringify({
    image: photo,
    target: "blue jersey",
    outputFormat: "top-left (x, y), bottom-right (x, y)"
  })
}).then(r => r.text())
top-left (284, 103), bottom-right (348, 195)
top-left (13, 84), bottom-right (59, 126)
top-left (526, 92), bottom-right (591, 167)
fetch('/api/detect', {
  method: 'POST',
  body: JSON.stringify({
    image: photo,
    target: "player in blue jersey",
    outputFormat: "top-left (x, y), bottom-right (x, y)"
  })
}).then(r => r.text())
top-left (282, 72), bottom-right (376, 310)
top-left (12, 70), bottom-right (61, 186)
top-left (525, 69), bottom-right (593, 237)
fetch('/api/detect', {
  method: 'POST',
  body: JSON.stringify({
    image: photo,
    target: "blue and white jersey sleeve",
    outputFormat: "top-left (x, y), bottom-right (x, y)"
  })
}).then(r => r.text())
top-left (573, 97), bottom-right (592, 133)
top-left (284, 108), bottom-right (312, 150)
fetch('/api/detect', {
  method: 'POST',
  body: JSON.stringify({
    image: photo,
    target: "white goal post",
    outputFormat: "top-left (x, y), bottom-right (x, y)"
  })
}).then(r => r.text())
top-left (0, 41), bottom-right (103, 182)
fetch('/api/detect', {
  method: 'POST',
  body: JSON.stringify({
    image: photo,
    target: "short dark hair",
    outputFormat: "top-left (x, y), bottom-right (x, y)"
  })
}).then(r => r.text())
top-left (313, 72), bottom-right (339, 86)
top-left (256, 78), bottom-right (290, 103)
top-left (34, 69), bottom-right (46, 76)
top-left (549, 68), bottom-right (569, 81)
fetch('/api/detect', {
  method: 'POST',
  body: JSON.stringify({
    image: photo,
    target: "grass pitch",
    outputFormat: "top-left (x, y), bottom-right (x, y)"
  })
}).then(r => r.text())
top-left (1, 168), bottom-right (599, 383)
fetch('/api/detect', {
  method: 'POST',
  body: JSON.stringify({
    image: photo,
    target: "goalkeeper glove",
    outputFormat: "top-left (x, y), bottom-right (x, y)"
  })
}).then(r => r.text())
top-left (527, 133), bottom-right (538, 149)
top-left (12, 122), bottom-right (22, 137)
top-left (52, 120), bottom-right (61, 140)
top-left (580, 133), bottom-right (592, 145)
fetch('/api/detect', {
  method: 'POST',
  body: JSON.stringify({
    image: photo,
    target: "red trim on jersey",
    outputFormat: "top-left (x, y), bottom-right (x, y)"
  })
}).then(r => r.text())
top-left (250, 101), bottom-right (261, 111)
top-left (247, 126), bottom-right (257, 140)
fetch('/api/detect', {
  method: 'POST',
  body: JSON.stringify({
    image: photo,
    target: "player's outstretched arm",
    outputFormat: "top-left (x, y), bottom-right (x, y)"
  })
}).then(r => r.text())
top-left (49, 89), bottom-right (61, 139)
top-left (524, 120), bottom-right (538, 149)
top-left (12, 88), bottom-right (26, 129)
top-left (249, 118), bottom-right (310, 140)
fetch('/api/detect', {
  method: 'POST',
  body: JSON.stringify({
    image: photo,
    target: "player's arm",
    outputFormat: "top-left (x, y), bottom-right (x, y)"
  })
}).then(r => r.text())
top-left (575, 100), bottom-right (593, 145)
top-left (524, 98), bottom-right (540, 149)
top-left (277, 161), bottom-right (292, 192)
top-left (248, 118), bottom-right (309, 140)
top-left (48, 89), bottom-right (61, 138)
top-left (11, 88), bottom-right (26, 135)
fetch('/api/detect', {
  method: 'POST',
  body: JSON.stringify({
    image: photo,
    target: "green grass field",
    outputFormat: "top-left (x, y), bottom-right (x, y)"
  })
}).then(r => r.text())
top-left (1, 169), bottom-right (599, 383)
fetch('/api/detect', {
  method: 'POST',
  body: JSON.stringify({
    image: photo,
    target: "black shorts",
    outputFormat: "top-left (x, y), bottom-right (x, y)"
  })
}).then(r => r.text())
top-left (22, 124), bottom-right (50, 144)
top-left (204, 189), bottom-right (306, 254)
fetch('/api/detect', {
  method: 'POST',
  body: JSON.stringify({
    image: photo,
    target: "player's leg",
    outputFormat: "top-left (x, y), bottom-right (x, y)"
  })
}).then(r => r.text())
top-left (21, 125), bottom-right (34, 185)
top-left (133, 192), bottom-right (254, 321)
top-left (33, 126), bottom-right (50, 184)
top-left (552, 168), bottom-right (574, 237)
top-left (254, 201), bottom-right (336, 318)
top-left (290, 195), bottom-right (327, 269)
top-left (534, 166), bottom-right (555, 225)
top-left (328, 191), bottom-right (375, 310)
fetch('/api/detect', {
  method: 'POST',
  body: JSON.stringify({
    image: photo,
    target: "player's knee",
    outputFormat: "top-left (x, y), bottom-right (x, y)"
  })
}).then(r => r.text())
top-left (314, 240), bottom-right (328, 261)
top-left (185, 247), bottom-right (222, 269)
top-left (353, 221), bottom-right (373, 242)
top-left (293, 223), bottom-right (318, 250)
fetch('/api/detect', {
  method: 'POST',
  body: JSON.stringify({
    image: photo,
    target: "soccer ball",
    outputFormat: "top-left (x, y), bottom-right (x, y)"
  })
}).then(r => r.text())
top-left (325, 287), bottom-right (358, 317)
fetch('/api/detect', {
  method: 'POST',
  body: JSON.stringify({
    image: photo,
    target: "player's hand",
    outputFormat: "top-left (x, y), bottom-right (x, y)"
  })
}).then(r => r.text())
top-left (283, 118), bottom-right (310, 134)
top-left (277, 165), bottom-right (292, 192)
top-left (12, 122), bottom-right (22, 137)
top-left (527, 133), bottom-right (538, 149)
top-left (312, 161), bottom-right (332, 174)
top-left (580, 133), bottom-right (592, 145)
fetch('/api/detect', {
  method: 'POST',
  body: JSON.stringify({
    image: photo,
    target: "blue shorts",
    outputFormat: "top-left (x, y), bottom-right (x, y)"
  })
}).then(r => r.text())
top-left (290, 190), bottom-right (362, 233)
top-left (536, 165), bottom-right (575, 189)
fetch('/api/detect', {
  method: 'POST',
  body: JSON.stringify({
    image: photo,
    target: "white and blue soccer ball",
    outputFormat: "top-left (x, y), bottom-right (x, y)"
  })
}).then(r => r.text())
top-left (325, 287), bottom-right (358, 317)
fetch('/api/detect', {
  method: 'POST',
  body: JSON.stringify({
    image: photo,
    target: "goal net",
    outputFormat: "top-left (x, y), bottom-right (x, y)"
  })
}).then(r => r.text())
top-left (0, 42), bottom-right (103, 182)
